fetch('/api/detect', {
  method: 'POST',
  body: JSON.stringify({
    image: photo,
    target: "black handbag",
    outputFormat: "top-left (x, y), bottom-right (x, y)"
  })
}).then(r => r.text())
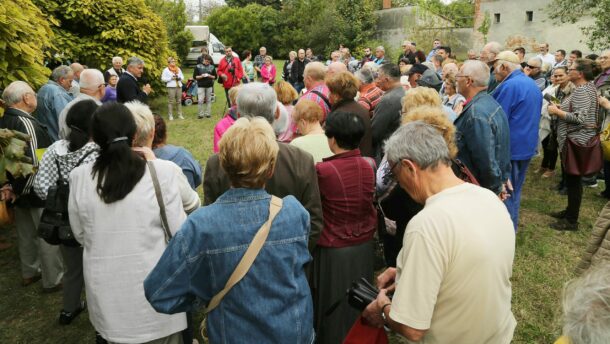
top-left (346, 277), bottom-right (388, 311)
top-left (38, 151), bottom-right (92, 246)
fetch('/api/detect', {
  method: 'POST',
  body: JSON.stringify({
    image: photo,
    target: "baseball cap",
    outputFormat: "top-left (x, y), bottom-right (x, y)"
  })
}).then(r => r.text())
top-left (416, 69), bottom-right (443, 90)
top-left (494, 51), bottom-right (520, 64)
top-left (407, 63), bottom-right (428, 75)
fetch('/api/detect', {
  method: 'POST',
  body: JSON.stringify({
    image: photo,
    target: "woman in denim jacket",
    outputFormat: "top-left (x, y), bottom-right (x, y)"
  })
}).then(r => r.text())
top-left (144, 117), bottom-right (315, 344)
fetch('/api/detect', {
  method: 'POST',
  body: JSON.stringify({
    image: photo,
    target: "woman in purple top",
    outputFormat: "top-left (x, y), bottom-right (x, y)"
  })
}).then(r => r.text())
top-left (101, 74), bottom-right (118, 103)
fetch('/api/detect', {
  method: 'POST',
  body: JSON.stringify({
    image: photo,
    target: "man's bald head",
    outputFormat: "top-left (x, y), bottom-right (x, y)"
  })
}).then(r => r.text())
top-left (326, 62), bottom-right (347, 77)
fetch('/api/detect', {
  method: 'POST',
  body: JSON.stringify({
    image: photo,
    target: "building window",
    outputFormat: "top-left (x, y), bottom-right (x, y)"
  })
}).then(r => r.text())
top-left (494, 13), bottom-right (501, 23)
top-left (526, 11), bottom-right (533, 22)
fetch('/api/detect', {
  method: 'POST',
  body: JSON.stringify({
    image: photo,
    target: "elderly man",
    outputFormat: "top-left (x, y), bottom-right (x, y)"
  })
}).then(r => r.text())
top-left (104, 56), bottom-right (125, 84)
top-left (326, 61), bottom-right (347, 77)
top-left (326, 51), bottom-right (341, 66)
top-left (524, 57), bottom-right (547, 91)
top-left (363, 121), bottom-right (516, 343)
top-left (116, 56), bottom-right (152, 104)
top-left (253, 46), bottom-right (267, 80)
top-left (58, 69), bottom-right (105, 139)
top-left (69, 63), bottom-right (84, 96)
top-left (0, 81), bottom-right (63, 292)
top-left (397, 40), bottom-right (416, 65)
top-left (289, 49), bottom-right (309, 94)
top-left (374, 46), bottom-right (386, 65)
top-left (480, 41), bottom-right (503, 93)
top-left (371, 63), bottom-right (405, 162)
top-left (356, 68), bottom-right (384, 118)
top-left (492, 51), bottom-right (543, 230)
top-left (203, 82), bottom-right (323, 252)
top-left (299, 62), bottom-right (331, 120)
top-left (36, 65), bottom-right (74, 141)
top-left (467, 49), bottom-right (479, 60)
top-left (537, 42), bottom-right (556, 66)
top-left (454, 60), bottom-right (511, 196)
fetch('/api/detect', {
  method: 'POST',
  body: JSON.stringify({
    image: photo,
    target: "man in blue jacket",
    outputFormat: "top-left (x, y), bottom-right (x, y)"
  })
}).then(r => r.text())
top-left (492, 51), bottom-right (543, 230)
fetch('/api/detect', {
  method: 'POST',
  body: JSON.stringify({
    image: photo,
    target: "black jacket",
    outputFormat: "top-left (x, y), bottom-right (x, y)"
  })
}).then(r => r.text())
top-left (193, 63), bottom-right (217, 88)
top-left (116, 73), bottom-right (148, 104)
top-left (0, 107), bottom-right (53, 207)
top-left (289, 58), bottom-right (309, 84)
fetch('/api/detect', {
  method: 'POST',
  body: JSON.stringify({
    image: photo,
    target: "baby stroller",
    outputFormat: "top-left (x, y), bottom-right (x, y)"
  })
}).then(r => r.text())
top-left (181, 78), bottom-right (216, 106)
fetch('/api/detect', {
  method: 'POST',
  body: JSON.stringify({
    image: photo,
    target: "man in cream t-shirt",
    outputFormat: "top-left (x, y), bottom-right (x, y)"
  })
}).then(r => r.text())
top-left (363, 120), bottom-right (516, 343)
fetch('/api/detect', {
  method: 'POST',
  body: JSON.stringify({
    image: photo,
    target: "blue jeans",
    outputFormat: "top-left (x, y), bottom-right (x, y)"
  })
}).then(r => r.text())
top-left (505, 159), bottom-right (530, 231)
top-left (292, 81), bottom-right (305, 94)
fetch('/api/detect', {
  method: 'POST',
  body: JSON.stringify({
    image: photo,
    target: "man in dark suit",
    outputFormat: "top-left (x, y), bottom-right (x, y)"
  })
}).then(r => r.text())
top-left (204, 82), bottom-right (323, 252)
top-left (116, 56), bottom-right (152, 104)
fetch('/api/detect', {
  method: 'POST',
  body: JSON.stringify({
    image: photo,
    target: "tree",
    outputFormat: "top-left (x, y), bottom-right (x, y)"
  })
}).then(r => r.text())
top-left (32, 0), bottom-right (173, 90)
top-left (225, 0), bottom-right (282, 10)
top-left (548, 0), bottom-right (610, 50)
top-left (0, 0), bottom-right (54, 91)
top-left (206, 4), bottom-right (282, 55)
top-left (145, 0), bottom-right (193, 63)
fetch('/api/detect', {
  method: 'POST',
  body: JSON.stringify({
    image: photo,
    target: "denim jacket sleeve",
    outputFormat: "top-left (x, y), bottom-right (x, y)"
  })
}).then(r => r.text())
top-left (144, 226), bottom-right (198, 314)
top-left (461, 110), bottom-right (503, 194)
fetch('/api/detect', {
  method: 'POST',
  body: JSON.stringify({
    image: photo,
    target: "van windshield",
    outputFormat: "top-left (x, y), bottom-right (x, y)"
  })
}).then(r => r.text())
top-left (192, 40), bottom-right (207, 47)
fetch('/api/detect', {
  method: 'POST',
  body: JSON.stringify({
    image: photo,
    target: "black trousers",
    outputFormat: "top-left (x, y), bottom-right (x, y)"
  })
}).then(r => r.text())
top-left (565, 174), bottom-right (583, 222)
top-left (541, 135), bottom-right (558, 170)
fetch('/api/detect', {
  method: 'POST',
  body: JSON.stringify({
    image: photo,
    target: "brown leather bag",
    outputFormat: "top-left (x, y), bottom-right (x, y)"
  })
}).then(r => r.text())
top-left (0, 200), bottom-right (14, 226)
top-left (562, 134), bottom-right (603, 176)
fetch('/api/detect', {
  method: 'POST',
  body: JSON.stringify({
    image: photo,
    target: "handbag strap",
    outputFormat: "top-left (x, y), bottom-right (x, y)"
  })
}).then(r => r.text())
top-left (204, 195), bottom-right (283, 314)
top-left (148, 161), bottom-right (172, 243)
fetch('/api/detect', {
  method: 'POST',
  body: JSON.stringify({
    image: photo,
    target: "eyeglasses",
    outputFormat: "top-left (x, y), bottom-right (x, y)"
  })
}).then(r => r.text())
top-left (525, 64), bottom-right (540, 69)
top-left (388, 159), bottom-right (404, 181)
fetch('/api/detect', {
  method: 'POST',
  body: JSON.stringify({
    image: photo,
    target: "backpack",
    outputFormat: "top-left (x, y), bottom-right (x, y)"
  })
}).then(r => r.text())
top-left (38, 151), bottom-right (93, 247)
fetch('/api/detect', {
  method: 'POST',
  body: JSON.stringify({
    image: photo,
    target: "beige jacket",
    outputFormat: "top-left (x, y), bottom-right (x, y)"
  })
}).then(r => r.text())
top-left (577, 201), bottom-right (610, 274)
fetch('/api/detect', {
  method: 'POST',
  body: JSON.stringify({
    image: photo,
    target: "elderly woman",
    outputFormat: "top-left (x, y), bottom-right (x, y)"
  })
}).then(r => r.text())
top-left (261, 56), bottom-right (276, 85)
top-left (314, 111), bottom-right (377, 344)
top-left (326, 71), bottom-right (373, 157)
top-left (144, 117), bottom-right (314, 344)
top-left (355, 68), bottom-right (384, 118)
top-left (283, 50), bottom-right (297, 81)
top-left (161, 57), bottom-right (184, 120)
top-left (68, 102), bottom-right (200, 343)
top-left (538, 67), bottom-right (575, 179)
top-left (273, 80), bottom-right (299, 142)
top-left (441, 74), bottom-right (465, 113)
top-left (290, 99), bottom-right (333, 163)
top-left (152, 115), bottom-right (202, 190)
top-left (34, 100), bottom-right (100, 325)
top-left (548, 59), bottom-right (601, 231)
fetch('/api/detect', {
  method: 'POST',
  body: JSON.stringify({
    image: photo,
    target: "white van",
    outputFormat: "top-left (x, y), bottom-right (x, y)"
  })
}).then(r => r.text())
top-left (185, 26), bottom-right (234, 66)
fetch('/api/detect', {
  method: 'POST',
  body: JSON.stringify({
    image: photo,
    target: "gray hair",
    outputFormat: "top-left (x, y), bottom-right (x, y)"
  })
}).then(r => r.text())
top-left (355, 68), bottom-right (375, 84)
top-left (127, 56), bottom-right (145, 67)
top-left (124, 101), bottom-right (154, 146)
top-left (112, 56), bottom-right (123, 64)
top-left (237, 82), bottom-right (278, 125)
top-left (78, 69), bottom-right (105, 91)
top-left (562, 264), bottom-right (610, 344)
top-left (385, 121), bottom-right (451, 170)
top-left (376, 46), bottom-right (385, 53)
top-left (461, 60), bottom-right (490, 87)
top-left (51, 65), bottom-right (73, 82)
top-left (272, 103), bottom-right (289, 137)
top-left (2, 81), bottom-right (34, 107)
top-left (70, 63), bottom-right (84, 73)
top-left (484, 41), bottom-right (503, 56)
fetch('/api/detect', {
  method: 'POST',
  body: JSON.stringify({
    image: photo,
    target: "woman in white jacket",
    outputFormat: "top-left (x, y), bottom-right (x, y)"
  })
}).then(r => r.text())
top-left (68, 102), bottom-right (199, 344)
top-left (161, 57), bottom-right (184, 121)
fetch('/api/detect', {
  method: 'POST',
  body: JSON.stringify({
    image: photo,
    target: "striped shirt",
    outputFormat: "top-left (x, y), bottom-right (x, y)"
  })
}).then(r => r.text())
top-left (557, 81), bottom-right (599, 152)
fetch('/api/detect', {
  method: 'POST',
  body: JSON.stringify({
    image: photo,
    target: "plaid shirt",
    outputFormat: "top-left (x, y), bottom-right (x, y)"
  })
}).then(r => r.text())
top-left (358, 83), bottom-right (384, 118)
top-left (301, 83), bottom-right (331, 121)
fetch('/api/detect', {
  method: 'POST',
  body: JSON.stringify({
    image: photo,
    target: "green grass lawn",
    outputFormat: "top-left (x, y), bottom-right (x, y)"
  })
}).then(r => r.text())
top-left (1, 77), bottom-right (607, 342)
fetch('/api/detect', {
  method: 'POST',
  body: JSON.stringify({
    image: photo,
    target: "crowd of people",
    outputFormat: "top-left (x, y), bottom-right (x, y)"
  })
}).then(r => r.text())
top-left (1, 36), bottom-right (610, 344)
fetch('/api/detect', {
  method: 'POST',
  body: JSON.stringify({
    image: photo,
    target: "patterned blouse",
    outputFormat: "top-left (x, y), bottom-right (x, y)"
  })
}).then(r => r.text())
top-left (557, 81), bottom-right (599, 152)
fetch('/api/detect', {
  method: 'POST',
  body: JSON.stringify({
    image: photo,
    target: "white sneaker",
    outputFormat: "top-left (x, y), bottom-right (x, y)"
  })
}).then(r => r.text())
top-left (197, 113), bottom-right (205, 119)
top-left (205, 113), bottom-right (211, 118)
top-left (169, 115), bottom-right (174, 121)
top-left (178, 114), bottom-right (185, 120)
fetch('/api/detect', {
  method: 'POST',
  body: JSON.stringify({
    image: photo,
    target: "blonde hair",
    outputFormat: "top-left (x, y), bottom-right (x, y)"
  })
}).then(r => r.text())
top-left (293, 99), bottom-right (324, 123)
top-left (402, 87), bottom-right (442, 112)
top-left (124, 101), bottom-right (154, 146)
top-left (228, 85), bottom-right (241, 106)
top-left (325, 71), bottom-right (360, 100)
top-left (401, 105), bottom-right (457, 158)
top-left (304, 62), bottom-right (326, 82)
top-left (219, 117), bottom-right (279, 188)
top-left (273, 80), bottom-right (298, 105)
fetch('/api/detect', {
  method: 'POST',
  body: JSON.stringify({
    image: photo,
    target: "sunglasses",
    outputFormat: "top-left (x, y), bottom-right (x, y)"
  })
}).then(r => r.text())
top-left (525, 64), bottom-right (540, 69)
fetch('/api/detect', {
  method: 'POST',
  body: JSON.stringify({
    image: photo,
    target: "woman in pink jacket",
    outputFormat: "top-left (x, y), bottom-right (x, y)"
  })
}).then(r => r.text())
top-left (261, 56), bottom-right (277, 86)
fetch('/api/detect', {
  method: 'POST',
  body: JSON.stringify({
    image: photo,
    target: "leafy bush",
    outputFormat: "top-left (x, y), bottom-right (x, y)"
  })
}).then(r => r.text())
top-left (32, 0), bottom-right (173, 90)
top-left (0, 0), bottom-right (54, 91)
top-left (145, 0), bottom-right (193, 63)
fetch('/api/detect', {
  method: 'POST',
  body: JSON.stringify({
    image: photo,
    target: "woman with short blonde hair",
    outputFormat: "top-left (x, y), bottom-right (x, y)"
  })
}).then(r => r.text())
top-left (402, 105), bottom-right (458, 158)
top-left (290, 99), bottom-right (332, 163)
top-left (145, 117), bottom-right (315, 344)
top-left (273, 80), bottom-right (299, 142)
